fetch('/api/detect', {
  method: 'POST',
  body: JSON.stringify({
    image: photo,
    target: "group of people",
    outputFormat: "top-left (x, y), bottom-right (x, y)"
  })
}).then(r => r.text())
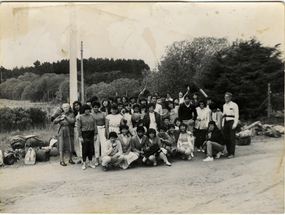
top-left (51, 88), bottom-right (239, 171)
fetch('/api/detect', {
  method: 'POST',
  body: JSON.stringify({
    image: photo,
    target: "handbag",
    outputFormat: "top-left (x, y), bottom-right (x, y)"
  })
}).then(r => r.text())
top-left (25, 147), bottom-right (36, 165)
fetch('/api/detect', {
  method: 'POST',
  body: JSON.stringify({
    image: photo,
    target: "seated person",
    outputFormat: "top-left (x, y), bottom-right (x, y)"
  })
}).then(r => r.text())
top-left (157, 126), bottom-right (175, 156)
top-left (166, 124), bottom-right (179, 156)
top-left (177, 123), bottom-right (195, 160)
top-left (203, 121), bottom-right (225, 162)
top-left (101, 132), bottom-right (123, 171)
top-left (130, 126), bottom-right (149, 162)
top-left (118, 125), bottom-right (138, 169)
top-left (143, 128), bottom-right (171, 166)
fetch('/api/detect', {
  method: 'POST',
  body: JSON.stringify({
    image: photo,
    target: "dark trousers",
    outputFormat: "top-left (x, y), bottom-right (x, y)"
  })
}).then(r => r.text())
top-left (82, 130), bottom-right (95, 162)
top-left (224, 121), bottom-right (236, 156)
top-left (194, 129), bottom-right (207, 149)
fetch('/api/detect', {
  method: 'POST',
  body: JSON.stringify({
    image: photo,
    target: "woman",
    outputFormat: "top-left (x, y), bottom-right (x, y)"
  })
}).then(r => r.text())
top-left (101, 132), bottom-right (123, 171)
top-left (100, 99), bottom-right (111, 115)
top-left (73, 101), bottom-right (82, 164)
top-left (91, 101), bottom-right (107, 166)
top-left (174, 118), bottom-right (182, 130)
top-left (194, 100), bottom-right (210, 152)
top-left (177, 123), bottom-right (195, 160)
top-left (166, 124), bottom-right (180, 156)
top-left (105, 104), bottom-right (124, 137)
top-left (122, 96), bottom-right (128, 105)
top-left (54, 103), bottom-right (75, 166)
top-left (77, 104), bottom-right (98, 170)
top-left (143, 128), bottom-right (171, 166)
top-left (167, 101), bottom-right (178, 124)
top-left (118, 125), bottom-right (138, 169)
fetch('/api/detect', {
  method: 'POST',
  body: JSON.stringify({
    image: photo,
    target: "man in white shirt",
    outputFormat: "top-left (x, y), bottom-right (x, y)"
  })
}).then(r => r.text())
top-left (222, 92), bottom-right (239, 159)
top-left (151, 95), bottom-right (163, 116)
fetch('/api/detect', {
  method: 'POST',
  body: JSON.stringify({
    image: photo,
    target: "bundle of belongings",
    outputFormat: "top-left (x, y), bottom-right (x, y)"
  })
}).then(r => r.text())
top-left (236, 124), bottom-right (253, 146)
top-left (1, 135), bottom-right (59, 166)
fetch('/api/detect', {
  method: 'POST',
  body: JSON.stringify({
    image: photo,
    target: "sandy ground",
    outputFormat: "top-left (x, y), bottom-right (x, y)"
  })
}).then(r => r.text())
top-left (0, 135), bottom-right (284, 214)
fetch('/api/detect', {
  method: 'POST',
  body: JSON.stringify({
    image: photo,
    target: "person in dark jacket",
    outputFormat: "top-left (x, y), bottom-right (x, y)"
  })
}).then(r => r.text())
top-left (203, 121), bottom-right (225, 162)
top-left (178, 94), bottom-right (197, 132)
top-left (143, 103), bottom-right (161, 131)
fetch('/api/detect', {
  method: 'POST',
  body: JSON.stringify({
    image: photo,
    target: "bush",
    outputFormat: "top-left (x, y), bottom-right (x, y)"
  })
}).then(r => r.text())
top-left (0, 107), bottom-right (48, 132)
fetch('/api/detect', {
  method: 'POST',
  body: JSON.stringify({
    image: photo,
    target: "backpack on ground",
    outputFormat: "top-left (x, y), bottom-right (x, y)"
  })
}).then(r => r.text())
top-left (36, 149), bottom-right (50, 162)
top-left (4, 150), bottom-right (18, 165)
top-left (10, 135), bottom-right (26, 150)
top-left (25, 147), bottom-right (36, 165)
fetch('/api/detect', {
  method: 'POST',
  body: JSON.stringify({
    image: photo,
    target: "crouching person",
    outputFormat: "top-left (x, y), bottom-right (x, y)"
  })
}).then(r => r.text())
top-left (203, 121), bottom-right (225, 162)
top-left (118, 125), bottom-right (138, 169)
top-left (101, 132), bottom-right (123, 171)
top-left (143, 128), bottom-right (171, 166)
top-left (177, 123), bottom-right (195, 160)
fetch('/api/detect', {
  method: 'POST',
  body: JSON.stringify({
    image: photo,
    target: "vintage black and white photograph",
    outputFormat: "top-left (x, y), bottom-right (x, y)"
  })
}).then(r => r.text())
top-left (0, 2), bottom-right (284, 213)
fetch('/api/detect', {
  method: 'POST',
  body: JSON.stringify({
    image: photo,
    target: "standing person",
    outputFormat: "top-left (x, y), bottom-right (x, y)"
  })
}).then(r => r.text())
top-left (167, 101), bottom-right (178, 124)
top-left (192, 92), bottom-right (199, 108)
top-left (100, 99), bottom-right (111, 115)
top-left (91, 101), bottom-right (107, 166)
top-left (203, 121), bottom-right (225, 162)
top-left (73, 101), bottom-right (83, 164)
top-left (222, 92), bottom-right (239, 159)
top-left (151, 95), bottom-right (163, 116)
top-left (178, 94), bottom-right (197, 132)
top-left (101, 132), bottom-right (123, 171)
top-left (54, 103), bottom-right (75, 166)
top-left (194, 100), bottom-right (210, 152)
top-left (143, 103), bottom-right (162, 132)
top-left (77, 104), bottom-right (98, 170)
top-left (122, 96), bottom-right (128, 106)
top-left (118, 125), bottom-right (138, 169)
top-left (166, 92), bottom-right (173, 102)
top-left (105, 104), bottom-right (124, 137)
top-left (209, 102), bottom-right (223, 130)
top-left (178, 86), bottom-right (190, 104)
top-left (177, 123), bottom-right (195, 160)
top-left (143, 128), bottom-right (171, 166)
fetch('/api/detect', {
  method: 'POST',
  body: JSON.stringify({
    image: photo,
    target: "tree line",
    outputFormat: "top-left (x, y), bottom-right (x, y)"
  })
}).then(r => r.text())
top-left (0, 37), bottom-right (283, 120)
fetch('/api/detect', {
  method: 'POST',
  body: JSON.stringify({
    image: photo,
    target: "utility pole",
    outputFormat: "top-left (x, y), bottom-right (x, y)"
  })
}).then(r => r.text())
top-left (268, 83), bottom-right (271, 119)
top-left (81, 41), bottom-right (84, 104)
top-left (69, 4), bottom-right (78, 106)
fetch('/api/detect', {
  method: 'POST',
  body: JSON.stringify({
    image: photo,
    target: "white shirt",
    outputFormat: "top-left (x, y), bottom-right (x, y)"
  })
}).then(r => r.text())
top-left (154, 103), bottom-right (163, 116)
top-left (223, 101), bottom-right (239, 127)
top-left (149, 112), bottom-right (157, 130)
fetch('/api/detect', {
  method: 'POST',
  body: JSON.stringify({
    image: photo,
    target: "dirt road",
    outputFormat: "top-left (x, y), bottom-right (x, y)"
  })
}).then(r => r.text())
top-left (1, 136), bottom-right (284, 213)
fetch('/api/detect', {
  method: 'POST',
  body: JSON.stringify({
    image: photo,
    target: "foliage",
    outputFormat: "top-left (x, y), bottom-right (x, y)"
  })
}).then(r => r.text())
top-left (0, 107), bottom-right (48, 132)
top-left (86, 78), bottom-right (141, 99)
top-left (205, 38), bottom-right (284, 119)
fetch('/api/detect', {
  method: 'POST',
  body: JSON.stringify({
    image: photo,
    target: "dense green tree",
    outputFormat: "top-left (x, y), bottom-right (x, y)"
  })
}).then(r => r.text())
top-left (205, 38), bottom-right (284, 119)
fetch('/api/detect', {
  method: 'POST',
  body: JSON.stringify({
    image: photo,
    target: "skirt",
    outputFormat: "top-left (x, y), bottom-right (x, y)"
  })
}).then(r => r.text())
top-left (119, 152), bottom-right (139, 169)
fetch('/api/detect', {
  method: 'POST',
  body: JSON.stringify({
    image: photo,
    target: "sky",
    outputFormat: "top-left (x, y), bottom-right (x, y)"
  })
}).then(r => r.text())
top-left (1, 2), bottom-right (284, 70)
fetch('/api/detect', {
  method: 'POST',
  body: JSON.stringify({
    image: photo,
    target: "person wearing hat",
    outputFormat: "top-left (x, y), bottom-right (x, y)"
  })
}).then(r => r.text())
top-left (143, 103), bottom-right (162, 132)
top-left (222, 92), bottom-right (239, 159)
top-left (101, 131), bottom-right (123, 171)
top-left (77, 104), bottom-right (98, 170)
top-left (53, 103), bottom-right (75, 166)
top-left (203, 121), bottom-right (225, 162)
top-left (117, 125), bottom-right (138, 169)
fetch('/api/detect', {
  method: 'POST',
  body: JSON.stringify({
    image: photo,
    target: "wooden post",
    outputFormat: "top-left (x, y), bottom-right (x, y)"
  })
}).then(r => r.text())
top-left (81, 41), bottom-right (84, 104)
top-left (69, 4), bottom-right (78, 106)
top-left (268, 83), bottom-right (271, 119)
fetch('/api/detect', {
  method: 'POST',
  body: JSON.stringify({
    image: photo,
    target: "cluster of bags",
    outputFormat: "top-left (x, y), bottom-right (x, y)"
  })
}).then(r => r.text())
top-left (0, 136), bottom-right (59, 166)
